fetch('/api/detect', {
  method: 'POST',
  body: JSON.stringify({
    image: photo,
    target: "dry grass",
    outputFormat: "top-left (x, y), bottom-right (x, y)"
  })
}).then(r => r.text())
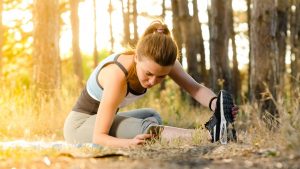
top-left (0, 72), bottom-right (299, 157)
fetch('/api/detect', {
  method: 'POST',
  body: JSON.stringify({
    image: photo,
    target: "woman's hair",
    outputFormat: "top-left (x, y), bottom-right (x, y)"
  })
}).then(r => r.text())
top-left (124, 20), bottom-right (178, 88)
top-left (136, 20), bottom-right (178, 66)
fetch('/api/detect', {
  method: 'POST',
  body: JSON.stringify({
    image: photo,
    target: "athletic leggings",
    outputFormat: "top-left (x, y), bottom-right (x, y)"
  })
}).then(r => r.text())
top-left (63, 108), bottom-right (162, 143)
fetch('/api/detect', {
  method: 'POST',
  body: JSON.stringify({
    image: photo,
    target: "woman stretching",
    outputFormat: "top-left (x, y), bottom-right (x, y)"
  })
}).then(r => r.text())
top-left (63, 20), bottom-right (238, 147)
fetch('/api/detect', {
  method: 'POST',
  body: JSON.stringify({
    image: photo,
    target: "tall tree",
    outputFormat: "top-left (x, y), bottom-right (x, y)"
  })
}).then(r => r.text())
top-left (171, 0), bottom-right (183, 64)
top-left (93, 0), bottom-right (98, 67)
top-left (177, 0), bottom-right (201, 83)
top-left (192, 0), bottom-right (208, 85)
top-left (227, 0), bottom-right (241, 101)
top-left (176, 0), bottom-right (201, 105)
top-left (70, 0), bottom-right (84, 87)
top-left (132, 0), bottom-right (138, 45)
top-left (0, 0), bottom-right (2, 79)
top-left (210, 0), bottom-right (232, 92)
top-left (121, 0), bottom-right (130, 47)
top-left (33, 0), bottom-right (61, 96)
top-left (108, 0), bottom-right (114, 53)
top-left (276, 0), bottom-right (289, 97)
top-left (160, 0), bottom-right (167, 91)
top-left (247, 0), bottom-right (252, 101)
top-left (250, 0), bottom-right (279, 119)
top-left (290, 0), bottom-right (300, 91)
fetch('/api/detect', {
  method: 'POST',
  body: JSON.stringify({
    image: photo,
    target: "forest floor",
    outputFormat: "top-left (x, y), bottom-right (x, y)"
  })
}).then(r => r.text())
top-left (1, 139), bottom-right (299, 169)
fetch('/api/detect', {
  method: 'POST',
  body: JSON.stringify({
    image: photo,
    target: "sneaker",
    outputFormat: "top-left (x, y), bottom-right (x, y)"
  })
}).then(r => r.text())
top-left (205, 90), bottom-right (237, 144)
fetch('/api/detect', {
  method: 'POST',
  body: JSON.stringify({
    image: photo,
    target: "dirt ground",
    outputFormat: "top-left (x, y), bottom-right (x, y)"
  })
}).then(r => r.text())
top-left (1, 142), bottom-right (299, 169)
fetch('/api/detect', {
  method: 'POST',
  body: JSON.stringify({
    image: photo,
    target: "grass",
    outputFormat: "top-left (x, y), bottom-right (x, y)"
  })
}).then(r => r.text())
top-left (0, 58), bottom-right (300, 164)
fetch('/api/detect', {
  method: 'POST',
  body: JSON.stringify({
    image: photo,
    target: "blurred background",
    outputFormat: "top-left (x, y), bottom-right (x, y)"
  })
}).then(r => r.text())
top-left (0, 0), bottom-right (299, 149)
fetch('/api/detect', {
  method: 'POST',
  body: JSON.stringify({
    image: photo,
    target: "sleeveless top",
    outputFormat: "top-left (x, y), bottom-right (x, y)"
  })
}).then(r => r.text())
top-left (72, 53), bottom-right (147, 115)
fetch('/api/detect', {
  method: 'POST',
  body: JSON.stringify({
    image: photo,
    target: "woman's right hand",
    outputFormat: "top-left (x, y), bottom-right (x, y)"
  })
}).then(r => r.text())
top-left (128, 134), bottom-right (153, 147)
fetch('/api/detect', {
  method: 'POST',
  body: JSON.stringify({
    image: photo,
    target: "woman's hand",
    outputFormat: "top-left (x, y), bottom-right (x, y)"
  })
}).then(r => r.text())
top-left (232, 105), bottom-right (239, 121)
top-left (128, 134), bottom-right (153, 147)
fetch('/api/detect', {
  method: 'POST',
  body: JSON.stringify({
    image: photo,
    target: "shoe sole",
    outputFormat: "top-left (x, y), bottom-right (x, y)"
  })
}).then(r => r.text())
top-left (219, 90), bottom-right (236, 144)
top-left (220, 91), bottom-right (228, 144)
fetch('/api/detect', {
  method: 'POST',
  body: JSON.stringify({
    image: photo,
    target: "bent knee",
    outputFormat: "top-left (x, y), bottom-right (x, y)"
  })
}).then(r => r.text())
top-left (142, 108), bottom-right (162, 125)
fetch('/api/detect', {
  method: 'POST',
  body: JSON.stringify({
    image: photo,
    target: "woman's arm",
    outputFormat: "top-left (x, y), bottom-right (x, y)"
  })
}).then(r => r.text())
top-left (168, 60), bottom-right (217, 111)
top-left (92, 64), bottom-right (151, 147)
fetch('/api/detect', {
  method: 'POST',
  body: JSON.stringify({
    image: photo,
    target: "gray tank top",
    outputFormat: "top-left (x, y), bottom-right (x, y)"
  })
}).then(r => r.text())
top-left (72, 53), bottom-right (147, 115)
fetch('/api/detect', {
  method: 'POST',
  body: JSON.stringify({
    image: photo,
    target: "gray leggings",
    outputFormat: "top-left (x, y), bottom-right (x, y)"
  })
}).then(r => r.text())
top-left (63, 108), bottom-right (162, 143)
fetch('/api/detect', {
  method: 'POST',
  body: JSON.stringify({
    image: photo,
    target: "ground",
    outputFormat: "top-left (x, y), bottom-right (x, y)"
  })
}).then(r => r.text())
top-left (1, 142), bottom-right (299, 169)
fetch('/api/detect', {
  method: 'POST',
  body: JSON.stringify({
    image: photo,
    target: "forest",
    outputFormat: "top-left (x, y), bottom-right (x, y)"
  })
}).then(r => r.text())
top-left (0, 0), bottom-right (299, 168)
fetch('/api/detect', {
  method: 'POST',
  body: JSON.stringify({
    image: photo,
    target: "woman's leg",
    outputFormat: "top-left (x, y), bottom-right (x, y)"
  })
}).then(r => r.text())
top-left (110, 108), bottom-right (163, 138)
top-left (63, 109), bottom-right (163, 143)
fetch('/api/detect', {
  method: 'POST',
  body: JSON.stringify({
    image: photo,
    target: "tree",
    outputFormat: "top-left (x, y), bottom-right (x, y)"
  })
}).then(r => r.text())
top-left (33, 0), bottom-right (61, 96)
top-left (121, 0), bottom-right (138, 47)
top-left (192, 0), bottom-right (208, 85)
top-left (70, 0), bottom-right (84, 87)
top-left (247, 0), bottom-right (252, 101)
top-left (209, 0), bottom-right (232, 92)
top-left (108, 0), bottom-right (114, 53)
top-left (227, 0), bottom-right (241, 101)
top-left (250, 0), bottom-right (279, 121)
top-left (0, 0), bottom-right (2, 79)
top-left (93, 0), bottom-right (98, 67)
top-left (290, 0), bottom-right (300, 91)
top-left (276, 0), bottom-right (289, 97)
top-left (121, 0), bottom-right (130, 47)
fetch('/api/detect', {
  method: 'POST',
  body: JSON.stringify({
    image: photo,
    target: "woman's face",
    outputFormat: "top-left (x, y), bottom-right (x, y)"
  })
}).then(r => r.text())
top-left (135, 56), bottom-right (172, 88)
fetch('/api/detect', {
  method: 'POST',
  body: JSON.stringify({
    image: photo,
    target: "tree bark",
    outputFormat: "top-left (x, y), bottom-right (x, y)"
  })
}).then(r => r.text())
top-left (227, 0), bottom-right (241, 101)
top-left (276, 0), bottom-right (289, 98)
top-left (70, 0), bottom-right (84, 87)
top-left (210, 0), bottom-right (232, 92)
top-left (290, 0), bottom-right (300, 91)
top-left (193, 0), bottom-right (208, 85)
top-left (33, 0), bottom-right (61, 96)
top-left (132, 0), bottom-right (138, 45)
top-left (108, 0), bottom-right (114, 53)
top-left (247, 0), bottom-right (252, 101)
top-left (250, 0), bottom-right (279, 119)
top-left (93, 0), bottom-right (98, 67)
top-left (121, 0), bottom-right (130, 47)
top-left (0, 0), bottom-right (2, 79)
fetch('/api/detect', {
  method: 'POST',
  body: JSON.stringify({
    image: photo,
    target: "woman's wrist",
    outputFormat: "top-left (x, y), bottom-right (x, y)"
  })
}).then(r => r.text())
top-left (209, 96), bottom-right (217, 111)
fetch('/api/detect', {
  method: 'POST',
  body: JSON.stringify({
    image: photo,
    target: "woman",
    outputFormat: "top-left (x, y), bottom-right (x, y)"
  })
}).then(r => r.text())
top-left (63, 20), bottom-right (238, 147)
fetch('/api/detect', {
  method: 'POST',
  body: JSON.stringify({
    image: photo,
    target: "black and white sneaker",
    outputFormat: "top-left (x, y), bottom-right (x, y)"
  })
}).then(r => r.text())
top-left (205, 90), bottom-right (237, 144)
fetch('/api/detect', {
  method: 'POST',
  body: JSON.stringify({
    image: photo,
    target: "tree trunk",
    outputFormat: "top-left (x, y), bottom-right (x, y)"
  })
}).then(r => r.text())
top-left (210, 0), bottom-right (232, 92)
top-left (171, 0), bottom-right (185, 99)
top-left (276, 0), bottom-right (289, 98)
top-left (227, 0), bottom-right (241, 101)
top-left (160, 0), bottom-right (166, 90)
top-left (193, 0), bottom-right (208, 85)
top-left (247, 0), bottom-right (252, 101)
top-left (250, 0), bottom-right (279, 121)
top-left (132, 0), bottom-right (138, 45)
top-left (177, 0), bottom-right (201, 105)
top-left (0, 0), bottom-right (2, 79)
top-left (171, 0), bottom-right (183, 64)
top-left (92, 0), bottom-right (98, 67)
top-left (177, 0), bottom-right (201, 83)
top-left (33, 0), bottom-right (61, 96)
top-left (290, 0), bottom-right (300, 91)
top-left (121, 0), bottom-right (130, 47)
top-left (108, 0), bottom-right (114, 53)
top-left (70, 0), bottom-right (84, 87)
